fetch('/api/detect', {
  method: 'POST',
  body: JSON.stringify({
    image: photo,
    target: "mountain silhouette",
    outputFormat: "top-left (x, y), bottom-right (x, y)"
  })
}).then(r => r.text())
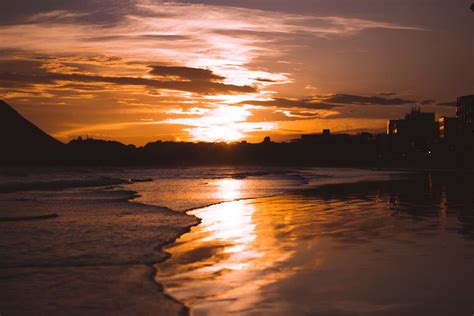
top-left (0, 100), bottom-right (63, 163)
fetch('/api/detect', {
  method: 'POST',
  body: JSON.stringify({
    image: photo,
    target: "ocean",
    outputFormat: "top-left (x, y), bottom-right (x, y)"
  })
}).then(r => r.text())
top-left (1, 167), bottom-right (473, 315)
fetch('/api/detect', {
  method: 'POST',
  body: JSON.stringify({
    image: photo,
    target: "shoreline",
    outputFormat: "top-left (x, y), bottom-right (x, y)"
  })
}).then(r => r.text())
top-left (146, 172), bottom-right (412, 314)
top-left (0, 168), bottom-right (429, 315)
top-left (0, 185), bottom-right (199, 315)
top-left (151, 171), bottom-right (474, 315)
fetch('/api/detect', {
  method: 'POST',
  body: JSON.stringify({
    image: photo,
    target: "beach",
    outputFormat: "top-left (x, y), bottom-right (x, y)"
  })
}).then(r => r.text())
top-left (0, 171), bottom-right (198, 315)
top-left (1, 168), bottom-right (473, 315)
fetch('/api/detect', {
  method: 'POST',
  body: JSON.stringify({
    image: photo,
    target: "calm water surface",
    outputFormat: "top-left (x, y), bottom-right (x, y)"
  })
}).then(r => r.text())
top-left (155, 172), bottom-right (474, 316)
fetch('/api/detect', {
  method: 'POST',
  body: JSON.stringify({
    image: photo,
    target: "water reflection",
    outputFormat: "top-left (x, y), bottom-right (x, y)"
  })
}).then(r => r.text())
top-left (156, 179), bottom-right (297, 314)
top-left (156, 173), bottom-right (474, 315)
top-left (212, 179), bottom-right (243, 201)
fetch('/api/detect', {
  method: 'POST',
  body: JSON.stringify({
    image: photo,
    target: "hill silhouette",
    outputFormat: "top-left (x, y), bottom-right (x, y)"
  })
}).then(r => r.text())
top-left (0, 100), bottom-right (64, 163)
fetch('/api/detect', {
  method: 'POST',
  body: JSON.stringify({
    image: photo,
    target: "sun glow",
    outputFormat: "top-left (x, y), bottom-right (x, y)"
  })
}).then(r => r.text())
top-left (188, 125), bottom-right (245, 143)
top-left (165, 105), bottom-right (277, 142)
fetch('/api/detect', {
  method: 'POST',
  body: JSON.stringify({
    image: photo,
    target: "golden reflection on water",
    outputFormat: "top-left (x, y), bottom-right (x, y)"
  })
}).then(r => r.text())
top-left (155, 179), bottom-right (298, 314)
top-left (213, 179), bottom-right (243, 201)
top-left (155, 177), bottom-right (474, 316)
top-left (155, 178), bottom-right (381, 314)
top-left (206, 179), bottom-right (256, 256)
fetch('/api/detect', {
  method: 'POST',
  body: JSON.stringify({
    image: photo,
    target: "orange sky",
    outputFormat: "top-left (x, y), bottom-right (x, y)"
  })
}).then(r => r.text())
top-left (0, 1), bottom-right (472, 145)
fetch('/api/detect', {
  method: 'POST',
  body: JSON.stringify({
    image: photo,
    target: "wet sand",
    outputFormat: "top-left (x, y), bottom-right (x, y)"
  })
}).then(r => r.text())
top-left (156, 172), bottom-right (474, 315)
top-left (0, 187), bottom-right (198, 315)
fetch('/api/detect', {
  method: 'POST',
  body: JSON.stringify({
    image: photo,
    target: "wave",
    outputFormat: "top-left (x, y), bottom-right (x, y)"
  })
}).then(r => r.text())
top-left (0, 177), bottom-right (153, 194)
top-left (0, 213), bottom-right (59, 222)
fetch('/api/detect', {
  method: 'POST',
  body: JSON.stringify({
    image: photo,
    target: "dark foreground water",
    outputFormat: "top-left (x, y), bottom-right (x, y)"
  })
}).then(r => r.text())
top-left (155, 172), bottom-right (474, 316)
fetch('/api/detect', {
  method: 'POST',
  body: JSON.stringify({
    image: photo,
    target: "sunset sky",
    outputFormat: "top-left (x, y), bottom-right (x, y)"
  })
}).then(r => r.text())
top-left (0, 0), bottom-right (473, 144)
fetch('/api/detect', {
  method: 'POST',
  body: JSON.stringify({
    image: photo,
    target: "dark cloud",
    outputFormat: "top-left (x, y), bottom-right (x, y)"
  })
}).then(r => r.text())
top-left (240, 94), bottom-right (417, 111)
top-left (437, 101), bottom-right (457, 107)
top-left (323, 94), bottom-right (415, 106)
top-left (420, 99), bottom-right (435, 105)
top-left (83, 34), bottom-right (191, 43)
top-left (149, 65), bottom-right (224, 82)
top-left (246, 108), bottom-right (324, 122)
top-left (0, 59), bottom-right (46, 74)
top-left (377, 92), bottom-right (398, 96)
top-left (139, 34), bottom-right (191, 41)
top-left (0, 72), bottom-right (255, 94)
top-left (240, 98), bottom-right (338, 109)
top-left (0, 0), bottom-right (135, 26)
top-left (50, 83), bottom-right (107, 92)
top-left (255, 78), bottom-right (277, 83)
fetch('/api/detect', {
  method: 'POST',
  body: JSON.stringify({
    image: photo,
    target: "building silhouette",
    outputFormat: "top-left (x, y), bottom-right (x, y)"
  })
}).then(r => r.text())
top-left (387, 108), bottom-right (439, 147)
top-left (457, 95), bottom-right (474, 141)
top-left (300, 129), bottom-right (337, 141)
top-left (438, 116), bottom-right (458, 142)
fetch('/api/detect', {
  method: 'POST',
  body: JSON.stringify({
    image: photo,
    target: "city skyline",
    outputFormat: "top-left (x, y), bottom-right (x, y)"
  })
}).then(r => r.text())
top-left (0, 1), bottom-right (472, 145)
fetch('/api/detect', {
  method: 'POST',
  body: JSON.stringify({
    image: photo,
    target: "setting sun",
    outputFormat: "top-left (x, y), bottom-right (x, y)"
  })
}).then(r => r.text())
top-left (164, 105), bottom-right (276, 142)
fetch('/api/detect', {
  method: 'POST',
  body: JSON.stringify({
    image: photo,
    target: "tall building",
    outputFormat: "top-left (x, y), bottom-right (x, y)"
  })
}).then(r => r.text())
top-left (438, 116), bottom-right (458, 141)
top-left (457, 95), bottom-right (474, 141)
top-left (387, 108), bottom-right (439, 145)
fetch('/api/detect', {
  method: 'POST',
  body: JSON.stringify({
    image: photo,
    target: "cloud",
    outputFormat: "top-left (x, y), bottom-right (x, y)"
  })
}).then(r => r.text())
top-left (437, 101), bottom-right (457, 107)
top-left (26, 10), bottom-right (90, 23)
top-left (0, 59), bottom-right (46, 74)
top-left (321, 94), bottom-right (416, 106)
top-left (377, 92), bottom-right (398, 96)
top-left (148, 65), bottom-right (224, 81)
top-left (0, 1), bottom-right (424, 86)
top-left (239, 97), bottom-right (338, 109)
top-left (83, 34), bottom-right (192, 42)
top-left (255, 78), bottom-right (277, 83)
top-left (0, 1), bottom-right (429, 143)
top-left (243, 107), bottom-right (339, 122)
top-left (420, 99), bottom-right (435, 105)
top-left (0, 72), bottom-right (256, 95)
